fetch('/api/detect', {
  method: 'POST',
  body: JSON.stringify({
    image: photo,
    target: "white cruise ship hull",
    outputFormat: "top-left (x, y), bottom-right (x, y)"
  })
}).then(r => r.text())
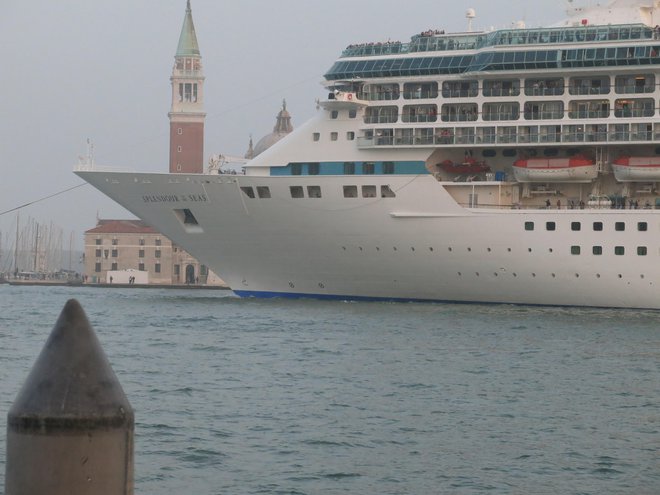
top-left (77, 170), bottom-right (660, 309)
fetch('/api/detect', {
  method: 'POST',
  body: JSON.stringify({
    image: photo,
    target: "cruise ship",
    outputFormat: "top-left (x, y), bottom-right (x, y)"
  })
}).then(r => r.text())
top-left (78, 0), bottom-right (660, 309)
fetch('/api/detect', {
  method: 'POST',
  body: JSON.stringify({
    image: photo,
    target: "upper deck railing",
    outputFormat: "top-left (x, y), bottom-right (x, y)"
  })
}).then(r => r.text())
top-left (339, 24), bottom-right (656, 59)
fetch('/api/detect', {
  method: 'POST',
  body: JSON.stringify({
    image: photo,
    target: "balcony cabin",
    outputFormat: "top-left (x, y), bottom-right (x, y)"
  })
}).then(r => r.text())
top-left (524, 78), bottom-right (564, 96)
top-left (483, 79), bottom-right (520, 97)
top-left (442, 80), bottom-right (478, 98)
top-left (569, 76), bottom-right (610, 95)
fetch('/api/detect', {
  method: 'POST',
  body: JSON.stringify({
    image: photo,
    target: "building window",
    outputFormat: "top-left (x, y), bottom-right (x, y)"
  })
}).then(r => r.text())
top-left (95, 249), bottom-right (102, 258)
top-left (155, 239), bottom-right (161, 246)
top-left (177, 128), bottom-right (183, 135)
top-left (95, 262), bottom-right (101, 272)
top-left (593, 246), bottom-right (603, 255)
top-left (525, 222), bottom-right (534, 231)
top-left (347, 131), bottom-right (355, 140)
top-left (571, 246), bottom-right (581, 255)
top-left (139, 238), bottom-right (145, 246)
top-left (177, 164), bottom-right (182, 171)
top-left (138, 263), bottom-right (145, 271)
top-left (177, 145), bottom-right (182, 152)
top-left (313, 132), bottom-right (320, 141)
top-left (546, 222), bottom-right (556, 231)
top-left (638, 222), bottom-right (648, 231)
top-left (593, 222), bottom-right (603, 231)
top-left (95, 238), bottom-right (102, 245)
top-left (138, 249), bottom-right (145, 258)
top-left (155, 263), bottom-right (161, 273)
top-left (571, 222), bottom-right (581, 231)
top-left (111, 262), bottom-right (118, 270)
top-left (174, 264), bottom-right (180, 275)
top-left (638, 246), bottom-right (648, 256)
top-left (112, 238), bottom-right (118, 245)
top-left (615, 246), bottom-right (625, 255)
top-left (330, 132), bottom-right (338, 141)
top-left (111, 249), bottom-right (118, 258)
top-left (155, 250), bottom-right (161, 258)
top-left (615, 222), bottom-right (625, 231)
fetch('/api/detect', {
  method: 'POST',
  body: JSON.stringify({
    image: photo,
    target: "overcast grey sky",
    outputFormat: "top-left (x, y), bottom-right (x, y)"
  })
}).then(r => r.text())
top-left (0, 0), bottom-right (569, 250)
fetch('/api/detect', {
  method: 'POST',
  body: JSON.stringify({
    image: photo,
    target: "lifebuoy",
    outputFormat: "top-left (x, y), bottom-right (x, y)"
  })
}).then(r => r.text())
top-left (347, 93), bottom-right (353, 100)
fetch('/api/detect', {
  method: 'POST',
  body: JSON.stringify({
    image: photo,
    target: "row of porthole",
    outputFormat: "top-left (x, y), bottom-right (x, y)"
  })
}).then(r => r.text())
top-left (456, 272), bottom-right (650, 280)
top-left (341, 246), bottom-right (650, 255)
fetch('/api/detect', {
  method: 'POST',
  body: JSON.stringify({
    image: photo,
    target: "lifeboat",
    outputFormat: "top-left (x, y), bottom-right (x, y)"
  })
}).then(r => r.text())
top-left (439, 158), bottom-right (490, 175)
top-left (612, 156), bottom-right (660, 182)
top-left (512, 154), bottom-right (598, 183)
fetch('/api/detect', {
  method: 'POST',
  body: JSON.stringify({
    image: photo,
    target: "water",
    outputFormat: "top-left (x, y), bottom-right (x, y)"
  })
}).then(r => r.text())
top-left (0, 285), bottom-right (658, 494)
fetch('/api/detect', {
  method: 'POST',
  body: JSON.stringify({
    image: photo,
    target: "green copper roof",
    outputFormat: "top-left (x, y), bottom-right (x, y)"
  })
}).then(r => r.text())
top-left (176, 0), bottom-right (200, 57)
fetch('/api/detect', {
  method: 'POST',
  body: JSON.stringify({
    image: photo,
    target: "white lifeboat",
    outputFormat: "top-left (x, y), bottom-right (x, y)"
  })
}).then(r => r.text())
top-left (612, 156), bottom-right (660, 182)
top-left (319, 91), bottom-right (368, 110)
top-left (512, 154), bottom-right (598, 183)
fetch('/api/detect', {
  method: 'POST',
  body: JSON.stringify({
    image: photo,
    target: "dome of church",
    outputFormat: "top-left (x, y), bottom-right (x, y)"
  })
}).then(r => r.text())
top-left (251, 100), bottom-right (294, 157)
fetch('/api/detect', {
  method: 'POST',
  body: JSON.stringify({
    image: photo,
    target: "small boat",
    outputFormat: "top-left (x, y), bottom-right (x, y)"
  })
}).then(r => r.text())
top-left (612, 156), bottom-right (660, 182)
top-left (439, 158), bottom-right (490, 175)
top-left (512, 155), bottom-right (598, 183)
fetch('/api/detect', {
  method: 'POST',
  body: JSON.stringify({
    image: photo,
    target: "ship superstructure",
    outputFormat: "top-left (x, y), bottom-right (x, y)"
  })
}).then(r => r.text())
top-left (78, 0), bottom-right (660, 308)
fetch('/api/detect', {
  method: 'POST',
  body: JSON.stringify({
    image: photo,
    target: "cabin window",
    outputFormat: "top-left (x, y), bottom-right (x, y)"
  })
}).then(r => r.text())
top-left (571, 246), bottom-right (581, 255)
top-left (308, 162), bottom-right (320, 175)
top-left (381, 185), bottom-right (396, 198)
top-left (330, 132), bottom-right (338, 141)
top-left (363, 162), bottom-right (375, 174)
top-left (638, 222), bottom-right (648, 231)
top-left (291, 163), bottom-right (303, 175)
top-left (256, 186), bottom-right (271, 198)
top-left (546, 222), bottom-right (556, 231)
top-left (344, 162), bottom-right (356, 174)
top-left (615, 246), bottom-right (625, 255)
top-left (347, 131), bottom-right (355, 140)
top-left (343, 185), bottom-right (358, 198)
top-left (240, 186), bottom-right (255, 198)
top-left (615, 222), bottom-right (625, 231)
top-left (383, 162), bottom-right (395, 174)
top-left (313, 132), bottom-right (320, 141)
top-left (330, 110), bottom-right (339, 119)
top-left (483, 79), bottom-right (520, 97)
top-left (348, 109), bottom-right (357, 119)
top-left (571, 222), bottom-right (581, 231)
top-left (593, 222), bottom-right (603, 231)
top-left (307, 186), bottom-right (322, 198)
top-left (364, 106), bottom-right (398, 124)
top-left (403, 82), bottom-right (438, 99)
top-left (593, 246), bottom-right (602, 255)
top-left (638, 246), bottom-right (648, 256)
top-left (362, 185), bottom-right (377, 198)
top-left (290, 186), bottom-right (304, 198)
top-left (525, 222), bottom-right (534, 231)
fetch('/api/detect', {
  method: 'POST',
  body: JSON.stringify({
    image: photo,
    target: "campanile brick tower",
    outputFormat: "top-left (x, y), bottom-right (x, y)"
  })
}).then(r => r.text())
top-left (169, 0), bottom-right (205, 173)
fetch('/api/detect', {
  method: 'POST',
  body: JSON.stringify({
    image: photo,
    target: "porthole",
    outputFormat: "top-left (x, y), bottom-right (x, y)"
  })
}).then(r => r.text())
top-left (618, 274), bottom-right (623, 278)
top-left (288, 282), bottom-right (295, 288)
top-left (513, 273), bottom-right (517, 277)
top-left (507, 248), bottom-right (512, 252)
top-left (458, 272), bottom-right (462, 276)
top-left (551, 273), bottom-right (556, 278)
top-left (487, 247), bottom-right (492, 252)
top-left (494, 272), bottom-right (498, 277)
top-left (359, 247), bottom-right (363, 251)
top-left (318, 283), bottom-right (325, 288)
top-left (467, 247), bottom-right (472, 252)
top-left (549, 248), bottom-right (553, 253)
top-left (411, 247), bottom-right (415, 251)
top-left (641, 274), bottom-right (645, 279)
top-left (575, 273), bottom-right (580, 278)
top-left (475, 272), bottom-right (480, 276)
top-left (448, 247), bottom-right (453, 252)
top-left (429, 247), bottom-right (434, 252)
top-left (528, 248), bottom-right (532, 252)
top-left (532, 273), bottom-right (536, 277)
top-left (376, 247), bottom-right (380, 251)
top-left (342, 246), bottom-right (346, 250)
top-left (596, 274), bottom-right (601, 278)
top-left (393, 247), bottom-right (398, 251)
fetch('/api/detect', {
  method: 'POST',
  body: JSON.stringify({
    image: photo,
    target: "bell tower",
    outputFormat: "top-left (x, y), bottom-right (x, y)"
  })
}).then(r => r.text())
top-left (169, 0), bottom-right (205, 173)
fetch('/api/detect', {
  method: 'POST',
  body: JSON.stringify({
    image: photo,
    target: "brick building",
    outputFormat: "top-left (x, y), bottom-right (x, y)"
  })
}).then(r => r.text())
top-left (83, 219), bottom-right (224, 286)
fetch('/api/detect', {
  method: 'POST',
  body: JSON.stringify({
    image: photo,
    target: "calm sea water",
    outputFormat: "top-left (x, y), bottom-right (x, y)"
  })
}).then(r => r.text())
top-left (0, 285), bottom-right (658, 494)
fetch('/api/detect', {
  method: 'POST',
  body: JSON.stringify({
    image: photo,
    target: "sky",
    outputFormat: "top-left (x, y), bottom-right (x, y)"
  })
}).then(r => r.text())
top-left (0, 0), bottom-right (570, 252)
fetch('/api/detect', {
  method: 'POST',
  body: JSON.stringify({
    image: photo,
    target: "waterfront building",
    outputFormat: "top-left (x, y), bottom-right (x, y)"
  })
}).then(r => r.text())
top-left (83, 220), bottom-right (224, 285)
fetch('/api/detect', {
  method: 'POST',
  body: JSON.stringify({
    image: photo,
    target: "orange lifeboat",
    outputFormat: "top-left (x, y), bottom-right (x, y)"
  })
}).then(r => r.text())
top-left (439, 158), bottom-right (490, 175)
top-left (512, 154), bottom-right (598, 183)
top-left (612, 156), bottom-right (660, 182)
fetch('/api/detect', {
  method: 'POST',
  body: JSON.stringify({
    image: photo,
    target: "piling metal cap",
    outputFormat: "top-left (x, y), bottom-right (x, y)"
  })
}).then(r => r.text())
top-left (7, 299), bottom-right (134, 433)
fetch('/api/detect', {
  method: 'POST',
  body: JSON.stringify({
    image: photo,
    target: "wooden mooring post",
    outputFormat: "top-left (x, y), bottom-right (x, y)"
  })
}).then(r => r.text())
top-left (4, 299), bottom-right (134, 495)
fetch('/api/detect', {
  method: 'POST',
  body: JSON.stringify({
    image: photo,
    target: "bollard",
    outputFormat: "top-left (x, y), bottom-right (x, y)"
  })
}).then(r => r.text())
top-left (5, 299), bottom-right (134, 495)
